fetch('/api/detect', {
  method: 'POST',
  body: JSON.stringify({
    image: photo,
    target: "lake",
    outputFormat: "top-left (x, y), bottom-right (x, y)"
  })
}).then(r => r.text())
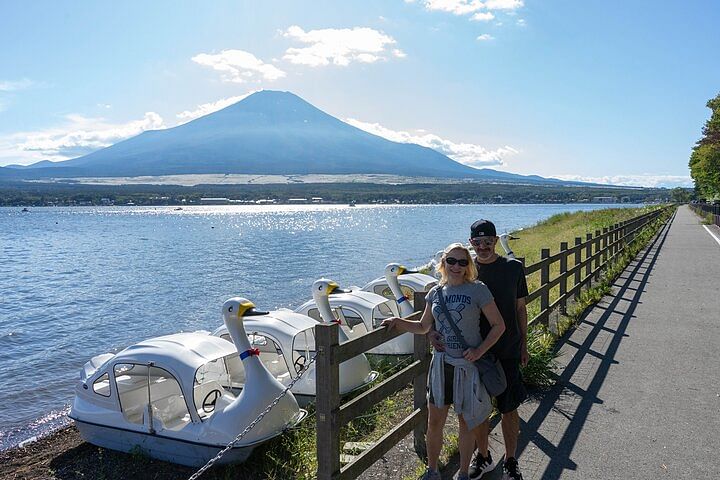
top-left (0, 203), bottom-right (638, 449)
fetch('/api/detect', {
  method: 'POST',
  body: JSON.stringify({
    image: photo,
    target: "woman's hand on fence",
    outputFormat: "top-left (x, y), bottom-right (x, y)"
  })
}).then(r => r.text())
top-left (463, 347), bottom-right (484, 362)
top-left (380, 317), bottom-right (401, 331)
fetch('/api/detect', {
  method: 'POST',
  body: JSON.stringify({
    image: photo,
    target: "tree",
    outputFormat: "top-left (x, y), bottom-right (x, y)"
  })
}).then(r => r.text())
top-left (690, 93), bottom-right (720, 199)
top-left (669, 187), bottom-right (693, 203)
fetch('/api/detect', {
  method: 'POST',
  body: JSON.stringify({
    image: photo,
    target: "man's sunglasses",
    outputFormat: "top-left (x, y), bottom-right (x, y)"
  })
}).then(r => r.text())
top-left (445, 257), bottom-right (469, 266)
top-left (469, 237), bottom-right (496, 247)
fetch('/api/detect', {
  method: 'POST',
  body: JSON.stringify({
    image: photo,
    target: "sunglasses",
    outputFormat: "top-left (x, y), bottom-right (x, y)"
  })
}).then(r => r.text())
top-left (469, 237), bottom-right (496, 247)
top-left (445, 257), bottom-right (469, 266)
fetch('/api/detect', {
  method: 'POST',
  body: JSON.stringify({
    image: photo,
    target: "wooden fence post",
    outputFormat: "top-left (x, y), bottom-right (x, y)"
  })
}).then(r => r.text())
top-left (316, 322), bottom-right (341, 480)
top-left (574, 237), bottom-right (582, 298)
top-left (412, 292), bottom-right (428, 462)
top-left (585, 233), bottom-right (593, 287)
top-left (602, 227), bottom-right (608, 267)
top-left (540, 248), bottom-right (550, 324)
top-left (594, 229), bottom-right (601, 280)
top-left (612, 223), bottom-right (619, 259)
top-left (559, 242), bottom-right (568, 314)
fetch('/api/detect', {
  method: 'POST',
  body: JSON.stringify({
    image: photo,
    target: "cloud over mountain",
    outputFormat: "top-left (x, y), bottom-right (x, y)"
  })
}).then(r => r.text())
top-left (345, 117), bottom-right (518, 167)
top-left (192, 50), bottom-right (286, 83)
top-left (282, 26), bottom-right (404, 66)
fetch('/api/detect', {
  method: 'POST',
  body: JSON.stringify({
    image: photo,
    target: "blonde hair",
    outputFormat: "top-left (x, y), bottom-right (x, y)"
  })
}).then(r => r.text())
top-left (437, 242), bottom-right (477, 285)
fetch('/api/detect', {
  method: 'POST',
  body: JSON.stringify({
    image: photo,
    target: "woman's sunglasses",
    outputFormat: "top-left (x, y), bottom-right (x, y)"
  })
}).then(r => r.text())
top-left (445, 257), bottom-right (469, 267)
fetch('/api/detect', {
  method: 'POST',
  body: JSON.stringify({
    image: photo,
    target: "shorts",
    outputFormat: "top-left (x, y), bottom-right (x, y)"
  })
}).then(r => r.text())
top-left (428, 358), bottom-right (527, 413)
top-left (427, 361), bottom-right (455, 406)
top-left (495, 357), bottom-right (527, 414)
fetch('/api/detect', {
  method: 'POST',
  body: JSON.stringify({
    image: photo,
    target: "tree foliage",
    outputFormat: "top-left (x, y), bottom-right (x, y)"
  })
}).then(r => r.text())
top-left (690, 93), bottom-right (720, 199)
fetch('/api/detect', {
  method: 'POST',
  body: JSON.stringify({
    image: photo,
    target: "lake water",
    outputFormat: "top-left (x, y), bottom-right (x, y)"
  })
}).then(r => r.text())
top-left (0, 203), bottom-right (637, 450)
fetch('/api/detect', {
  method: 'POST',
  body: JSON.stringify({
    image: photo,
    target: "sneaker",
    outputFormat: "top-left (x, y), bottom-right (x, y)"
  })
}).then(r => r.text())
top-left (469, 450), bottom-right (496, 480)
top-left (421, 468), bottom-right (441, 480)
top-left (502, 457), bottom-right (524, 480)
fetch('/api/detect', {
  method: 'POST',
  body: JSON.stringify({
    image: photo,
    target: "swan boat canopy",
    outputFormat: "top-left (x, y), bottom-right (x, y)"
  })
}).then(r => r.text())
top-left (69, 298), bottom-right (306, 467)
top-left (212, 307), bottom-right (378, 406)
top-left (361, 263), bottom-right (437, 317)
top-left (294, 279), bottom-right (411, 355)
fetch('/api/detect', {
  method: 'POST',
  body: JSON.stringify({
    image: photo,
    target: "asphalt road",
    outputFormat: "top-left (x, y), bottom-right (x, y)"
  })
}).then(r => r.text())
top-left (495, 205), bottom-right (720, 480)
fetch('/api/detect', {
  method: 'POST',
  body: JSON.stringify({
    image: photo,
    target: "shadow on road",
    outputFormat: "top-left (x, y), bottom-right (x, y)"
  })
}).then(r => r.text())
top-left (515, 211), bottom-right (675, 480)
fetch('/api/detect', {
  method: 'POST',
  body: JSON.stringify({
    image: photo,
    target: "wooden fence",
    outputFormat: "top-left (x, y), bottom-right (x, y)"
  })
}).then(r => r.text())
top-left (314, 205), bottom-right (674, 480)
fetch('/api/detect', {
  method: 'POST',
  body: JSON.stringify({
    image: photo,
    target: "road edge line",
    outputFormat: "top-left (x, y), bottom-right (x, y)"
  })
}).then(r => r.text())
top-left (702, 225), bottom-right (720, 247)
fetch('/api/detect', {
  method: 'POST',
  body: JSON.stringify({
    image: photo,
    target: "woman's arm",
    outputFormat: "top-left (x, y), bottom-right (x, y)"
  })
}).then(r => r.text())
top-left (462, 300), bottom-right (506, 362)
top-left (381, 299), bottom-right (434, 335)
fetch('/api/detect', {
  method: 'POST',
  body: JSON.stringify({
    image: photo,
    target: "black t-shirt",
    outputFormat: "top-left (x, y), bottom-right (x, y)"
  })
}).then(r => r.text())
top-left (476, 256), bottom-right (529, 359)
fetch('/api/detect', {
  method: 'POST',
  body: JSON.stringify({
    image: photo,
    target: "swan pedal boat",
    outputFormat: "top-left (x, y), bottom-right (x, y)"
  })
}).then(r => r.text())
top-left (361, 264), bottom-right (437, 318)
top-left (212, 307), bottom-right (378, 406)
top-left (69, 298), bottom-right (307, 467)
top-left (295, 279), bottom-right (412, 355)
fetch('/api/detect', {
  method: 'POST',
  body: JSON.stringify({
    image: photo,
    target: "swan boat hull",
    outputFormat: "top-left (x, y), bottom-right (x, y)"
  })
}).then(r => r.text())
top-left (71, 416), bottom-right (256, 467)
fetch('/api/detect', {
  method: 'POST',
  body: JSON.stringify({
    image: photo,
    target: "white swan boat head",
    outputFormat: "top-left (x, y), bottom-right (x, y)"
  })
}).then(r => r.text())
top-left (69, 298), bottom-right (306, 467)
top-left (295, 278), bottom-right (412, 355)
top-left (361, 263), bottom-right (437, 317)
top-left (212, 303), bottom-right (378, 405)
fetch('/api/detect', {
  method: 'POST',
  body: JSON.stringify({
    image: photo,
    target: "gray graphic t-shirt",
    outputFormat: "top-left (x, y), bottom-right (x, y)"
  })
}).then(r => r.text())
top-left (425, 281), bottom-right (494, 358)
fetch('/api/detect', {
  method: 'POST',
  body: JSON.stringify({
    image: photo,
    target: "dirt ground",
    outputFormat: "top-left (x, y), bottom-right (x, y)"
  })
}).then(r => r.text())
top-left (0, 419), bottom-right (461, 480)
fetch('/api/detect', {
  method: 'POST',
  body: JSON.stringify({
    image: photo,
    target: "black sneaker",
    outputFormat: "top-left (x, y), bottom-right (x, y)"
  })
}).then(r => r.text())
top-left (502, 457), bottom-right (524, 480)
top-left (469, 450), bottom-right (496, 480)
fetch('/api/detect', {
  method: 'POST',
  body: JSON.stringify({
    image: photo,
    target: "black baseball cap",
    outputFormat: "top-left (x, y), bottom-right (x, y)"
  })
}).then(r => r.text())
top-left (470, 219), bottom-right (497, 238)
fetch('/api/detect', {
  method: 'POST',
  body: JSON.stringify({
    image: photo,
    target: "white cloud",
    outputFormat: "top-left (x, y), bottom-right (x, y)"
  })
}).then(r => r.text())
top-left (550, 174), bottom-right (693, 188)
top-left (0, 79), bottom-right (35, 92)
top-left (484, 0), bottom-right (524, 10)
top-left (192, 49), bottom-right (286, 83)
top-left (176, 92), bottom-right (258, 123)
top-left (424, 0), bottom-right (484, 15)
top-left (472, 12), bottom-right (495, 21)
top-left (346, 118), bottom-right (519, 167)
top-left (282, 25), bottom-right (403, 67)
top-left (2, 112), bottom-right (165, 164)
top-left (477, 34), bottom-right (495, 41)
top-left (516, 18), bottom-right (526, 26)
top-left (418, 0), bottom-right (524, 28)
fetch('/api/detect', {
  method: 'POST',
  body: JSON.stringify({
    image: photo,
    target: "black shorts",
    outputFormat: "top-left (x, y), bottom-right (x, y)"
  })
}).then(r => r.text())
top-left (428, 362), bottom-right (455, 406)
top-left (495, 357), bottom-right (527, 414)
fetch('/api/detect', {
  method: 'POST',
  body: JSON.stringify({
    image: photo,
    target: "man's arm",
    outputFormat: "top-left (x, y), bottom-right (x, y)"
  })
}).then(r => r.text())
top-left (517, 296), bottom-right (528, 366)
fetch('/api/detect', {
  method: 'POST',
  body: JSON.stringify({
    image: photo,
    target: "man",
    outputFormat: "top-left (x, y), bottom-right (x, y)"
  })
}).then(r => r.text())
top-left (429, 219), bottom-right (529, 480)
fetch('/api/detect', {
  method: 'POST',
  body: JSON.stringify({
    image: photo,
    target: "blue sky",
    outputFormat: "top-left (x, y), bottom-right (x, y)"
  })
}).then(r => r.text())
top-left (1, 0), bottom-right (718, 187)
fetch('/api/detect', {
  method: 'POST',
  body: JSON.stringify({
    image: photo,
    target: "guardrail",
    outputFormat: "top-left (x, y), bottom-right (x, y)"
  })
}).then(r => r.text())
top-left (690, 203), bottom-right (720, 227)
top-left (314, 205), bottom-right (674, 479)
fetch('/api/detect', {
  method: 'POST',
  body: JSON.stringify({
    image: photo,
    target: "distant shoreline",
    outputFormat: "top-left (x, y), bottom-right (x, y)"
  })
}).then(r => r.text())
top-left (0, 178), bottom-right (672, 207)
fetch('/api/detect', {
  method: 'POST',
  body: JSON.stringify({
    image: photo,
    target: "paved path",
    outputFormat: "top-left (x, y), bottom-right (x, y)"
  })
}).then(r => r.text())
top-left (494, 206), bottom-right (720, 479)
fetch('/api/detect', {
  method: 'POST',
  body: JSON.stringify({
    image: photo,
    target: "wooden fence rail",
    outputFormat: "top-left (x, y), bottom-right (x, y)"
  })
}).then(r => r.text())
top-left (315, 205), bottom-right (673, 479)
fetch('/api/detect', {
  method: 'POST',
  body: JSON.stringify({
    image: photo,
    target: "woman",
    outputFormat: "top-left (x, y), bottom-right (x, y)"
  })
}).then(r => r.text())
top-left (382, 243), bottom-right (505, 480)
